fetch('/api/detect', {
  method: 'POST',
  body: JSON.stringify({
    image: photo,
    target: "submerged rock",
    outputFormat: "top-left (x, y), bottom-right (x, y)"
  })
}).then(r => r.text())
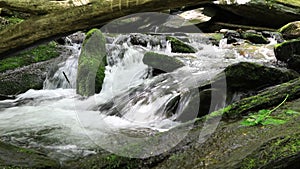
top-left (76, 28), bottom-right (107, 97)
top-left (166, 36), bottom-right (197, 53)
top-left (274, 39), bottom-right (300, 72)
top-left (143, 52), bottom-right (185, 74)
top-left (278, 21), bottom-right (300, 40)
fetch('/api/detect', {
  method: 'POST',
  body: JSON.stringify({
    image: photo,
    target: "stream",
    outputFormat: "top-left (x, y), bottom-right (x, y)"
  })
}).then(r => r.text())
top-left (0, 28), bottom-right (277, 161)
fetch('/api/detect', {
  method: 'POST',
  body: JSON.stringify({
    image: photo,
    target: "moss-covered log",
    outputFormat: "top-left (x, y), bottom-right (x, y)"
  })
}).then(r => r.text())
top-left (0, 0), bottom-right (77, 15)
top-left (217, 0), bottom-right (300, 28)
top-left (222, 77), bottom-right (300, 119)
top-left (0, 0), bottom-right (212, 58)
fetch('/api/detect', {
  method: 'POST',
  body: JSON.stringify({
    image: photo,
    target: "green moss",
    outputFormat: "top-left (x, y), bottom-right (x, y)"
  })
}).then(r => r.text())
top-left (241, 32), bottom-right (269, 44)
top-left (5, 16), bottom-right (24, 25)
top-left (207, 105), bottom-right (232, 118)
top-left (241, 133), bottom-right (300, 169)
top-left (84, 28), bottom-right (101, 46)
top-left (166, 36), bottom-right (196, 53)
top-left (0, 16), bottom-right (24, 31)
top-left (169, 153), bottom-right (185, 161)
top-left (274, 38), bottom-right (300, 49)
top-left (242, 158), bottom-right (257, 169)
top-left (0, 41), bottom-right (59, 73)
top-left (210, 33), bottom-right (224, 41)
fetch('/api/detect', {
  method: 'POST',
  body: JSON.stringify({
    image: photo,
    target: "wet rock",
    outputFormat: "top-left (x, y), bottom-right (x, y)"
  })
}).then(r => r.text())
top-left (262, 31), bottom-right (284, 43)
top-left (0, 59), bottom-right (54, 95)
top-left (76, 28), bottom-right (107, 96)
top-left (0, 141), bottom-right (60, 168)
top-left (68, 32), bottom-right (85, 44)
top-left (0, 94), bottom-right (15, 100)
top-left (143, 52), bottom-right (185, 73)
top-left (241, 32), bottom-right (270, 44)
top-left (166, 36), bottom-right (197, 53)
top-left (129, 33), bottom-right (161, 47)
top-left (278, 21), bottom-right (300, 40)
top-left (274, 39), bottom-right (300, 72)
top-left (224, 30), bottom-right (240, 44)
top-left (222, 62), bottom-right (299, 92)
top-left (175, 88), bottom-right (226, 121)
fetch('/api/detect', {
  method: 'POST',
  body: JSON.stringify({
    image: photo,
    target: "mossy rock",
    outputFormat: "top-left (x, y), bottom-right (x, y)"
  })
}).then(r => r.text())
top-left (0, 58), bottom-right (57, 95)
top-left (143, 52), bottom-right (185, 73)
top-left (274, 39), bottom-right (300, 72)
top-left (241, 32), bottom-right (270, 44)
top-left (0, 141), bottom-right (60, 168)
top-left (278, 21), bottom-right (300, 40)
top-left (76, 28), bottom-right (107, 96)
top-left (214, 62), bottom-right (299, 92)
top-left (166, 36), bottom-right (196, 53)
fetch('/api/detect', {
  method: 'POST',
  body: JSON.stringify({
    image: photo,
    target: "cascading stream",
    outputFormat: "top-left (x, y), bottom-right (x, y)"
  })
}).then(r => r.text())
top-left (0, 32), bottom-right (277, 161)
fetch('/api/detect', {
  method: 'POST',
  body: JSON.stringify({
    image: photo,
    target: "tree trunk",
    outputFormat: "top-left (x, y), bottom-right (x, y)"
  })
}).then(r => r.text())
top-left (0, 0), bottom-right (212, 58)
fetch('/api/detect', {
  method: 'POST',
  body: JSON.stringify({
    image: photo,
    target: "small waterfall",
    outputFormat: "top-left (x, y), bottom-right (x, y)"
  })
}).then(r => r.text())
top-left (43, 37), bottom-right (81, 89)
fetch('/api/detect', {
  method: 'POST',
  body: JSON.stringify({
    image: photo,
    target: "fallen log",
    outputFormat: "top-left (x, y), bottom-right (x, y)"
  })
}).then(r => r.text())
top-left (0, 0), bottom-right (213, 58)
top-left (0, 0), bottom-right (70, 15)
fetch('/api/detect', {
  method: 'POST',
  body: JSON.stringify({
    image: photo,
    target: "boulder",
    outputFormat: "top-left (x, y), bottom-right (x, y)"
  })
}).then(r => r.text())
top-left (166, 36), bottom-right (197, 53)
top-left (278, 21), bottom-right (300, 40)
top-left (221, 62), bottom-right (299, 92)
top-left (76, 28), bottom-right (107, 97)
top-left (274, 39), bottom-right (300, 72)
top-left (143, 52), bottom-right (185, 74)
top-left (0, 59), bottom-right (56, 95)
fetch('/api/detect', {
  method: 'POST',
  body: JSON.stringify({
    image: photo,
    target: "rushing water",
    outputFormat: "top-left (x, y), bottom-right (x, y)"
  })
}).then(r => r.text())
top-left (0, 32), bottom-right (277, 161)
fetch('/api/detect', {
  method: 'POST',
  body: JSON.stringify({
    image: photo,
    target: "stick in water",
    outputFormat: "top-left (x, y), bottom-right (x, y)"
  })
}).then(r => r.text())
top-left (63, 71), bottom-right (71, 86)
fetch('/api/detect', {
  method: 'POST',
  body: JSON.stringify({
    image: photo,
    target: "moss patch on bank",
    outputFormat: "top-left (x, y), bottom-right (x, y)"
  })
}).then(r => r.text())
top-left (0, 41), bottom-right (59, 73)
top-left (0, 16), bottom-right (24, 31)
